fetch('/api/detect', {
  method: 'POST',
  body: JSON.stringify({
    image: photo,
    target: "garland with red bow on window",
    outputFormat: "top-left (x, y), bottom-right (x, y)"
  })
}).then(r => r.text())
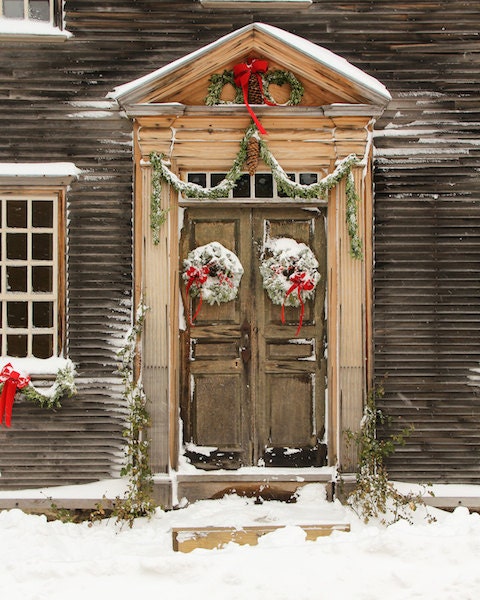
top-left (259, 237), bottom-right (321, 336)
top-left (0, 361), bottom-right (76, 427)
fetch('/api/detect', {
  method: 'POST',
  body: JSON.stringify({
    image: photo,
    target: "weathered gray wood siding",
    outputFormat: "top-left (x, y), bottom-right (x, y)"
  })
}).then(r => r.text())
top-left (0, 0), bottom-right (478, 487)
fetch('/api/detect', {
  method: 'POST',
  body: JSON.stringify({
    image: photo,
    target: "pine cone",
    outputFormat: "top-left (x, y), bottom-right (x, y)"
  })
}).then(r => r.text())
top-left (248, 73), bottom-right (264, 104)
top-left (246, 137), bottom-right (260, 175)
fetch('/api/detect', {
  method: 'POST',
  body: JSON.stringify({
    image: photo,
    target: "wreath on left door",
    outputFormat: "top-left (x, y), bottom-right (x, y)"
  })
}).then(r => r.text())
top-left (183, 241), bottom-right (244, 324)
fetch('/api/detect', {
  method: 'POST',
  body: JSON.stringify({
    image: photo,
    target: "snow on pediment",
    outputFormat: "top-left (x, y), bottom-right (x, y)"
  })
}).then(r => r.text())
top-left (111, 23), bottom-right (390, 110)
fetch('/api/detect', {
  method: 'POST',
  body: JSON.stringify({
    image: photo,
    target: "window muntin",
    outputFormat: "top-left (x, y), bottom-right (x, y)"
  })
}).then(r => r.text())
top-left (0, 193), bottom-right (60, 358)
top-left (187, 171), bottom-right (320, 199)
top-left (1, 0), bottom-right (54, 24)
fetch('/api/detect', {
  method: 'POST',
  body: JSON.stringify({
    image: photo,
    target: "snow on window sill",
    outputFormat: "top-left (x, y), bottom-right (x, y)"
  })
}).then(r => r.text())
top-left (0, 18), bottom-right (72, 42)
top-left (200, 0), bottom-right (312, 8)
top-left (0, 162), bottom-right (81, 186)
top-left (0, 356), bottom-right (73, 377)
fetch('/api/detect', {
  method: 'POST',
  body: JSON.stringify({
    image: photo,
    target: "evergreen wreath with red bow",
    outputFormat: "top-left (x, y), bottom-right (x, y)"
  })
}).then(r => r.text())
top-left (183, 242), bottom-right (244, 324)
top-left (259, 237), bottom-right (321, 336)
top-left (205, 59), bottom-right (304, 134)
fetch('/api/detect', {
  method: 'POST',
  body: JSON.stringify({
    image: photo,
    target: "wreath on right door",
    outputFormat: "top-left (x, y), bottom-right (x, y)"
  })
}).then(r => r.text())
top-left (259, 237), bottom-right (321, 336)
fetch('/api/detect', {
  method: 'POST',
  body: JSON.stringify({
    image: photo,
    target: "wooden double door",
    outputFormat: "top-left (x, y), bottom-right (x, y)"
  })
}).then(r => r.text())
top-left (179, 206), bottom-right (327, 470)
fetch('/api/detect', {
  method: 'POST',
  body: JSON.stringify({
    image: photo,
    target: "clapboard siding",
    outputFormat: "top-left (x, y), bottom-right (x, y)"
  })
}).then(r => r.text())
top-left (0, 0), bottom-right (479, 487)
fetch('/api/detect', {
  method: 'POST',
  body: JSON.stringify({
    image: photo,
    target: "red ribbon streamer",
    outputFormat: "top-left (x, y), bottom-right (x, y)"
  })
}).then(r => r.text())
top-left (233, 59), bottom-right (275, 135)
top-left (0, 363), bottom-right (30, 428)
top-left (185, 265), bottom-right (210, 325)
top-left (281, 272), bottom-right (315, 336)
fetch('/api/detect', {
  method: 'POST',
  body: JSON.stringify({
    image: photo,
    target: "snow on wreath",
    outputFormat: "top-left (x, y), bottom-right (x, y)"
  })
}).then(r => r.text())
top-left (183, 242), bottom-right (244, 324)
top-left (260, 237), bottom-right (320, 336)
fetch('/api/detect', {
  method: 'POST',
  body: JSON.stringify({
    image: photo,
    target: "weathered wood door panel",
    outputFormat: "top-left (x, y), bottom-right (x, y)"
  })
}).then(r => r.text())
top-left (180, 207), bottom-right (327, 469)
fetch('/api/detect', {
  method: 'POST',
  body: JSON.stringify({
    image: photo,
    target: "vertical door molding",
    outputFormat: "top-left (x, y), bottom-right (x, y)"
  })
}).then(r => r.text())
top-left (140, 162), bottom-right (172, 473)
top-left (328, 164), bottom-right (370, 473)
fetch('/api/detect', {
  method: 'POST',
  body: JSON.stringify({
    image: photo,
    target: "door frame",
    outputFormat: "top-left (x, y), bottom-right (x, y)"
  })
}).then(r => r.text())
top-left (133, 111), bottom-right (374, 505)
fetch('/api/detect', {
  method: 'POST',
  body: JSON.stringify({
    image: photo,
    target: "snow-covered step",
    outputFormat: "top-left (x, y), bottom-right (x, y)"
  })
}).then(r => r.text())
top-left (172, 523), bottom-right (350, 552)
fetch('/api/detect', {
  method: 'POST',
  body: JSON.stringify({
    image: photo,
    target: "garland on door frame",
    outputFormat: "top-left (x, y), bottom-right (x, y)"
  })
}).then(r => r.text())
top-left (0, 361), bottom-right (76, 427)
top-left (149, 125), bottom-right (363, 259)
top-left (150, 152), bottom-right (169, 245)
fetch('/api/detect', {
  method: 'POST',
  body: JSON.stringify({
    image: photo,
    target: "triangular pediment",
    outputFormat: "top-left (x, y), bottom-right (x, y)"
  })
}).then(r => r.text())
top-left (112, 23), bottom-right (390, 109)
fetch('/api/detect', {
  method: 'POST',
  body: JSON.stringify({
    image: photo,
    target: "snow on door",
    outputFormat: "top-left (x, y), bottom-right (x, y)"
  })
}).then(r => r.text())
top-left (180, 207), bottom-right (327, 469)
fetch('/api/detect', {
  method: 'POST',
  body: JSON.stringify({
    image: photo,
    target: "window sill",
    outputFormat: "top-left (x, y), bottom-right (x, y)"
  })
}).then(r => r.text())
top-left (200, 0), bottom-right (312, 8)
top-left (0, 18), bottom-right (72, 42)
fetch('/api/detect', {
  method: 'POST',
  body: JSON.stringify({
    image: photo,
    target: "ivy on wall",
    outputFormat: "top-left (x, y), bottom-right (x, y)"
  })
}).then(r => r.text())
top-left (114, 299), bottom-right (156, 526)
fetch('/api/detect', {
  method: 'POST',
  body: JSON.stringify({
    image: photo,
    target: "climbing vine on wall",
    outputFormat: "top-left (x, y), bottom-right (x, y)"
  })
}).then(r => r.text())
top-left (114, 299), bottom-right (156, 526)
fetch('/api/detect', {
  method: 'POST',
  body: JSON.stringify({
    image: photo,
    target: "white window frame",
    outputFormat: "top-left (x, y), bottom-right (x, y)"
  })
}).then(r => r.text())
top-left (0, 162), bottom-right (79, 360)
top-left (0, 0), bottom-right (70, 41)
top-left (0, 192), bottom-right (60, 358)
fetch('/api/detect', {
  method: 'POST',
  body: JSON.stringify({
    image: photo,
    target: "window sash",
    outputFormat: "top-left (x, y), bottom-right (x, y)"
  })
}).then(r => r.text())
top-left (0, 193), bottom-right (60, 358)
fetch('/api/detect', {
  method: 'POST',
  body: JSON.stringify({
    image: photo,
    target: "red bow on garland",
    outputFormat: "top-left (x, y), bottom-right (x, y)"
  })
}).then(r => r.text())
top-left (0, 363), bottom-right (30, 428)
top-left (233, 59), bottom-right (275, 135)
top-left (185, 265), bottom-right (210, 325)
top-left (281, 272), bottom-right (315, 337)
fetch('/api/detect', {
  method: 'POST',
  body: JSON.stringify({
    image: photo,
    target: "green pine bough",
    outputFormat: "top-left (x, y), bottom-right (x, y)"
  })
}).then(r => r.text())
top-left (149, 125), bottom-right (363, 259)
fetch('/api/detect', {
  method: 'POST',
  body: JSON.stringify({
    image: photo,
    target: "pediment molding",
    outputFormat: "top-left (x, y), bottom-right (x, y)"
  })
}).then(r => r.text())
top-left (112, 23), bottom-right (390, 113)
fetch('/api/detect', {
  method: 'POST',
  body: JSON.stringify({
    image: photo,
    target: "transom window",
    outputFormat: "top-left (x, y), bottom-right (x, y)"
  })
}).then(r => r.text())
top-left (1, 0), bottom-right (55, 23)
top-left (0, 194), bottom-right (59, 358)
top-left (187, 172), bottom-right (321, 199)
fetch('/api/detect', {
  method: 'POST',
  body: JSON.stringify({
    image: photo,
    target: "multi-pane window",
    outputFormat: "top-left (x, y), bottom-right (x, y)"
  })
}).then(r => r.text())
top-left (0, 194), bottom-right (60, 358)
top-left (0, 0), bottom-right (54, 23)
top-left (187, 172), bottom-right (321, 199)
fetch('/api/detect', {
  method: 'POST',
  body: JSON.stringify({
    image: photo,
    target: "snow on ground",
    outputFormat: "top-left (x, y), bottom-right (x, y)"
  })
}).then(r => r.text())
top-left (1, 483), bottom-right (480, 599)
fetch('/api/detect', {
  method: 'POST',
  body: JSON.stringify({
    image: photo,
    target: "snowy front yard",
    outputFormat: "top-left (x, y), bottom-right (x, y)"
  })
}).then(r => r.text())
top-left (1, 483), bottom-right (479, 599)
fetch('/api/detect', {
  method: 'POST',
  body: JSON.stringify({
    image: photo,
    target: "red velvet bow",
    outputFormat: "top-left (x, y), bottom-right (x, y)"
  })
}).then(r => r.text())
top-left (185, 265), bottom-right (210, 325)
top-left (281, 272), bottom-right (315, 336)
top-left (0, 363), bottom-right (30, 428)
top-left (233, 59), bottom-right (275, 135)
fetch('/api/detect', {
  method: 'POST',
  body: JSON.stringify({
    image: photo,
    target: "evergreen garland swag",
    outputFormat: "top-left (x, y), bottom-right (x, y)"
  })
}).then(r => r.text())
top-left (149, 125), bottom-right (363, 259)
top-left (0, 362), bottom-right (76, 410)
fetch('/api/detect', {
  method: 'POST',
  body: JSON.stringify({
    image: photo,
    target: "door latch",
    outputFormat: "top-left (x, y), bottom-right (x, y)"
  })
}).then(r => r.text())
top-left (240, 318), bottom-right (251, 364)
